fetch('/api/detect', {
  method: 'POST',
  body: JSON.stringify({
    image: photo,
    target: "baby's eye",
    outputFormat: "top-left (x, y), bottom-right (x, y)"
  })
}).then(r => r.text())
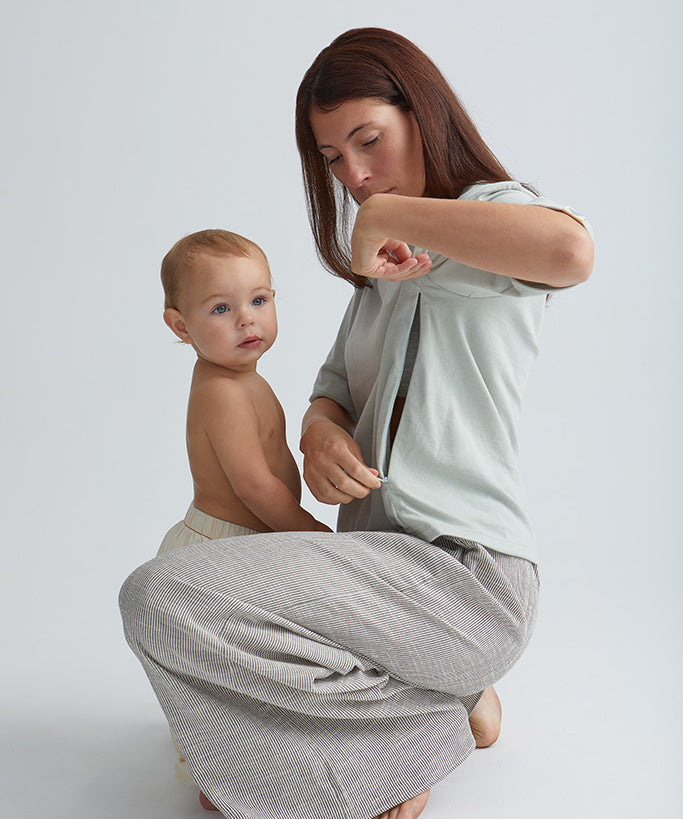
top-left (212, 304), bottom-right (229, 314)
top-left (252, 296), bottom-right (266, 306)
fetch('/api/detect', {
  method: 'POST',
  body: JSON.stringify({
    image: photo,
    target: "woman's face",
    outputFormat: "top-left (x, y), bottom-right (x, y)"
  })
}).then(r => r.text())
top-left (309, 98), bottom-right (426, 203)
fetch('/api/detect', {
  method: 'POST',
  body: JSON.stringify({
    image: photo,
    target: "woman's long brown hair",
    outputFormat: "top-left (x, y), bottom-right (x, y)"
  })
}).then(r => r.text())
top-left (295, 27), bottom-right (514, 287)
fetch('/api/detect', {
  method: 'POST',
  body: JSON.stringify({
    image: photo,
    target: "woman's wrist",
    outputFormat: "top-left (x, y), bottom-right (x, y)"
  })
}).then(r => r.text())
top-left (301, 398), bottom-right (355, 438)
top-left (357, 193), bottom-right (402, 238)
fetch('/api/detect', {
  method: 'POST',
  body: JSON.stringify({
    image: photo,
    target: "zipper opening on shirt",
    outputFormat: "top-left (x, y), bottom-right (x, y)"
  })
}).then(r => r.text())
top-left (385, 294), bottom-right (421, 478)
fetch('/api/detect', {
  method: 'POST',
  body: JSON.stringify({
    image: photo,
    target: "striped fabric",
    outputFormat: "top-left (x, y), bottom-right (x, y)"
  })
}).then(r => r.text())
top-left (120, 530), bottom-right (539, 819)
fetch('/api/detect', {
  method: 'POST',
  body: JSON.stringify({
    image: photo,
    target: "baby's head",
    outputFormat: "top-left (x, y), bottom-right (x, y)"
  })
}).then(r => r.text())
top-left (161, 229), bottom-right (277, 372)
top-left (161, 229), bottom-right (270, 310)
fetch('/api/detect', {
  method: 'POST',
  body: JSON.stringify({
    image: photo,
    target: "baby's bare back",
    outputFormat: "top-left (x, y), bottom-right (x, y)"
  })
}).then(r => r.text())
top-left (185, 360), bottom-right (301, 531)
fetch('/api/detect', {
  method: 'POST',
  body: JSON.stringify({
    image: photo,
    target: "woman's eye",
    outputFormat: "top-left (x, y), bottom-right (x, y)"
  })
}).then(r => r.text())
top-left (326, 155), bottom-right (341, 166)
top-left (363, 136), bottom-right (379, 148)
top-left (213, 304), bottom-right (228, 314)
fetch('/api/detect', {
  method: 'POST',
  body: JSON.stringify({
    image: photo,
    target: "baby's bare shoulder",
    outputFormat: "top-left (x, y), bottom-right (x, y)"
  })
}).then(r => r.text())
top-left (190, 370), bottom-right (252, 412)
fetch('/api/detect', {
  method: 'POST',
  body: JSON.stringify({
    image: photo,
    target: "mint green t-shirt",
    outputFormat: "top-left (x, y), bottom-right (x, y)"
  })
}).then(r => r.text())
top-left (310, 181), bottom-right (592, 562)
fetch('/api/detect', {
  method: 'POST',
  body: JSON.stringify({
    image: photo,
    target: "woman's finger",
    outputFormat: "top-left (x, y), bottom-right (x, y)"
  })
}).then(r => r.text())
top-left (324, 479), bottom-right (356, 505)
top-left (306, 473), bottom-right (362, 505)
top-left (383, 239), bottom-right (413, 263)
top-left (383, 257), bottom-right (432, 281)
top-left (328, 464), bottom-right (379, 498)
top-left (332, 474), bottom-right (373, 500)
top-left (335, 446), bottom-right (383, 491)
top-left (303, 471), bottom-right (345, 504)
top-left (303, 447), bottom-right (380, 502)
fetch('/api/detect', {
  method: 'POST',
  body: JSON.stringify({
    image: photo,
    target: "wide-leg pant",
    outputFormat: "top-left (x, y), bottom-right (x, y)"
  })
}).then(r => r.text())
top-left (155, 504), bottom-right (259, 786)
top-left (119, 530), bottom-right (539, 819)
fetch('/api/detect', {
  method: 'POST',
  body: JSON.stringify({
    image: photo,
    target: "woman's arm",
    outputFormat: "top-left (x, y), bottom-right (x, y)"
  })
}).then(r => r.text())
top-left (301, 397), bottom-right (381, 504)
top-left (352, 193), bottom-right (594, 287)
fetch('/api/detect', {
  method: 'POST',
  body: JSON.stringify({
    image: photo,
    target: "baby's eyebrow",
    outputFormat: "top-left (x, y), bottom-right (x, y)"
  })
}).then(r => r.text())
top-left (200, 286), bottom-right (271, 304)
top-left (201, 293), bottom-right (230, 304)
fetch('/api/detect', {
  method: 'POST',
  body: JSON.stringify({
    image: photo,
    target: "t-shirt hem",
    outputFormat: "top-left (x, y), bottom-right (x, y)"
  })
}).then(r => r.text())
top-left (421, 523), bottom-right (538, 564)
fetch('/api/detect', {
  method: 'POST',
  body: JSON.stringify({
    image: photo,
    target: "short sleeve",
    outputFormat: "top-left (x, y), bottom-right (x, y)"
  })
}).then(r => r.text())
top-left (460, 181), bottom-right (594, 297)
top-left (309, 291), bottom-right (359, 421)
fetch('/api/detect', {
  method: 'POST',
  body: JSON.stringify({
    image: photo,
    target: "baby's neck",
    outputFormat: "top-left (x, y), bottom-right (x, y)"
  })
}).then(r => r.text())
top-left (194, 356), bottom-right (259, 379)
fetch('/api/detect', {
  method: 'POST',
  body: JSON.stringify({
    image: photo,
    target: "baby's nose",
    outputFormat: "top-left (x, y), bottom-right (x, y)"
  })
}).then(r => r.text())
top-left (236, 308), bottom-right (255, 326)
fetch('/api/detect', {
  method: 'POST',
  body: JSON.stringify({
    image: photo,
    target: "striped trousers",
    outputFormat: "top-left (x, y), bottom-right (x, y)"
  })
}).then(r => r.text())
top-left (119, 530), bottom-right (539, 819)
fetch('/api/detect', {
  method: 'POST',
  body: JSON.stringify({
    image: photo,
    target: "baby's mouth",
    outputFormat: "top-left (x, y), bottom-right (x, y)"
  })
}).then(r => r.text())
top-left (239, 336), bottom-right (262, 349)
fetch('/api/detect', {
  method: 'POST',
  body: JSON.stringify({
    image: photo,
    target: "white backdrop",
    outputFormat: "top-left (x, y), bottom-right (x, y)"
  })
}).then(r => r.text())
top-left (2, 1), bottom-right (681, 817)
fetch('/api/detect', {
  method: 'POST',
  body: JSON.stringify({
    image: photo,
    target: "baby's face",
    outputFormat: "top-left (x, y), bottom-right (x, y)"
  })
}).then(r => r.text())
top-left (175, 252), bottom-right (277, 372)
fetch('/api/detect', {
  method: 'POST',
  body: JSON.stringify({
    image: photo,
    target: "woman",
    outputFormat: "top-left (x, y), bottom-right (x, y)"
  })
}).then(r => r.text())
top-left (120, 28), bottom-right (593, 819)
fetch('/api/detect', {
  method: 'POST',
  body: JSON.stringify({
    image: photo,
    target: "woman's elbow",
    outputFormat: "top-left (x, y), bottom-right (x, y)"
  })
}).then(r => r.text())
top-left (553, 225), bottom-right (594, 286)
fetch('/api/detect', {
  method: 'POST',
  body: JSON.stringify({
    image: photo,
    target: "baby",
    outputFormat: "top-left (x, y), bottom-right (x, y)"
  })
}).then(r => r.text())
top-left (158, 228), bottom-right (331, 556)
top-left (157, 228), bottom-right (330, 808)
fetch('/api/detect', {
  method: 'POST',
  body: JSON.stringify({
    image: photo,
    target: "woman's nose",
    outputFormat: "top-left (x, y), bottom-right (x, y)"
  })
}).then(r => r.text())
top-left (342, 156), bottom-right (370, 191)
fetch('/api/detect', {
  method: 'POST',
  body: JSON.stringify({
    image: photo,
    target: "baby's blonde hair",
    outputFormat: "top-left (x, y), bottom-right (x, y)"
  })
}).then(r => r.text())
top-left (161, 229), bottom-right (269, 310)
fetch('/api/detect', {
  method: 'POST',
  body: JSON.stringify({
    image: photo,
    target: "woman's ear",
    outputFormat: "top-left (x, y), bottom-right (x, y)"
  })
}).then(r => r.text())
top-left (163, 308), bottom-right (192, 343)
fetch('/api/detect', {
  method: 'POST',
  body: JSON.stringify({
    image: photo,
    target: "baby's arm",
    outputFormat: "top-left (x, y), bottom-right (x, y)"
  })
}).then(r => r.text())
top-left (201, 380), bottom-right (331, 533)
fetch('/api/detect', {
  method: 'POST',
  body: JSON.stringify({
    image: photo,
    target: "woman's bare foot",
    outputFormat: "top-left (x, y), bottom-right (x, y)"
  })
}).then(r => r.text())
top-left (469, 686), bottom-right (502, 748)
top-left (374, 789), bottom-right (430, 819)
top-left (199, 791), bottom-right (219, 811)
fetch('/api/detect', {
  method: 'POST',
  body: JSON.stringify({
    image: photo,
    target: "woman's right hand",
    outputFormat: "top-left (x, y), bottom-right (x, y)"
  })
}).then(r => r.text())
top-left (300, 417), bottom-right (381, 504)
top-left (352, 196), bottom-right (432, 282)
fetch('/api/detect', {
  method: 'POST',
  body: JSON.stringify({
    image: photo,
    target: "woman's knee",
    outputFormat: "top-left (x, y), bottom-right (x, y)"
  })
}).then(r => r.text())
top-left (119, 557), bottom-right (175, 652)
top-left (426, 617), bottom-right (532, 696)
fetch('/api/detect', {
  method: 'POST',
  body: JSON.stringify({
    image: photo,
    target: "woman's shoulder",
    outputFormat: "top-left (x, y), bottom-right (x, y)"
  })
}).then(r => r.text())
top-left (459, 180), bottom-right (592, 237)
top-left (459, 180), bottom-right (536, 204)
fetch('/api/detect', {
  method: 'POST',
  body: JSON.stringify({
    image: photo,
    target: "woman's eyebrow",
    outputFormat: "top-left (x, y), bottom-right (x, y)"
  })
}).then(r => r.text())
top-left (318, 123), bottom-right (372, 150)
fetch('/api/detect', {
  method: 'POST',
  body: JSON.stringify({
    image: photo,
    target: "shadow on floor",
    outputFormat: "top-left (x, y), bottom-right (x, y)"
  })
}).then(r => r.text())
top-left (2, 712), bottom-right (205, 818)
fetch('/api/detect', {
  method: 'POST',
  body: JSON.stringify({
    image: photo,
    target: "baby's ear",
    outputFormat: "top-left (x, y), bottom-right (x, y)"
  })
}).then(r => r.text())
top-left (163, 308), bottom-right (191, 343)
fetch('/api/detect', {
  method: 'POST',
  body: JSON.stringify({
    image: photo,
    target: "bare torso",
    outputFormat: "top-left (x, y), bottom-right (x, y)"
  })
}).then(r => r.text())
top-left (186, 360), bottom-right (301, 531)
